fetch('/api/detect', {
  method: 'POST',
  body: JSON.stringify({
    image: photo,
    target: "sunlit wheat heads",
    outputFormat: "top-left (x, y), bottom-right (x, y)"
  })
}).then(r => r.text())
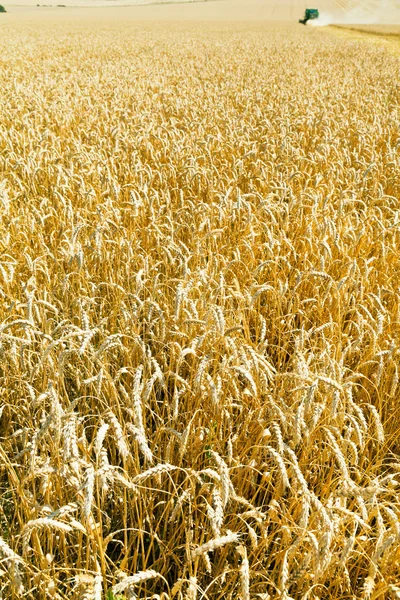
top-left (0, 17), bottom-right (400, 600)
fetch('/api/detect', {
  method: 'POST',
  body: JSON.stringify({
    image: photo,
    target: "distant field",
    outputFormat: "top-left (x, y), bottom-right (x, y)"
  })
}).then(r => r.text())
top-left (1, 0), bottom-right (215, 8)
top-left (2, 0), bottom-right (400, 22)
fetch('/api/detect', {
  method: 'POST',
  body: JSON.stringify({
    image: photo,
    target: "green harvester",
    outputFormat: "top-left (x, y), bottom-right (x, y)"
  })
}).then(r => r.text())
top-left (299, 8), bottom-right (319, 24)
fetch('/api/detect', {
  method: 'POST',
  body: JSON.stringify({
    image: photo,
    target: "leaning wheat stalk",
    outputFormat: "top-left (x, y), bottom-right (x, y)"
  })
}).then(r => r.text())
top-left (192, 531), bottom-right (240, 558)
top-left (22, 518), bottom-right (73, 553)
top-left (112, 569), bottom-right (160, 593)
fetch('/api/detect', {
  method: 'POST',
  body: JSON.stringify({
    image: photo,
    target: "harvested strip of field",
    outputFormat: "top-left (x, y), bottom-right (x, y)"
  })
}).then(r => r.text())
top-left (334, 23), bottom-right (400, 37)
top-left (0, 17), bottom-right (400, 600)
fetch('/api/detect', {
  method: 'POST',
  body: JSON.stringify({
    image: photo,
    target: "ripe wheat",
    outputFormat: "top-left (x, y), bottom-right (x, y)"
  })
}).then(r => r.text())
top-left (0, 15), bottom-right (399, 600)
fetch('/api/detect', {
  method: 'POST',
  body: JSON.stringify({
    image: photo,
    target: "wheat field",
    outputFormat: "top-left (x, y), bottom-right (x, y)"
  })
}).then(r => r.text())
top-left (1, 14), bottom-right (400, 600)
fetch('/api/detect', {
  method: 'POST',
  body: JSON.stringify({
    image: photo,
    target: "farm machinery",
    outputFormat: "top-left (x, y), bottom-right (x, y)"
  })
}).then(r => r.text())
top-left (299, 8), bottom-right (319, 24)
